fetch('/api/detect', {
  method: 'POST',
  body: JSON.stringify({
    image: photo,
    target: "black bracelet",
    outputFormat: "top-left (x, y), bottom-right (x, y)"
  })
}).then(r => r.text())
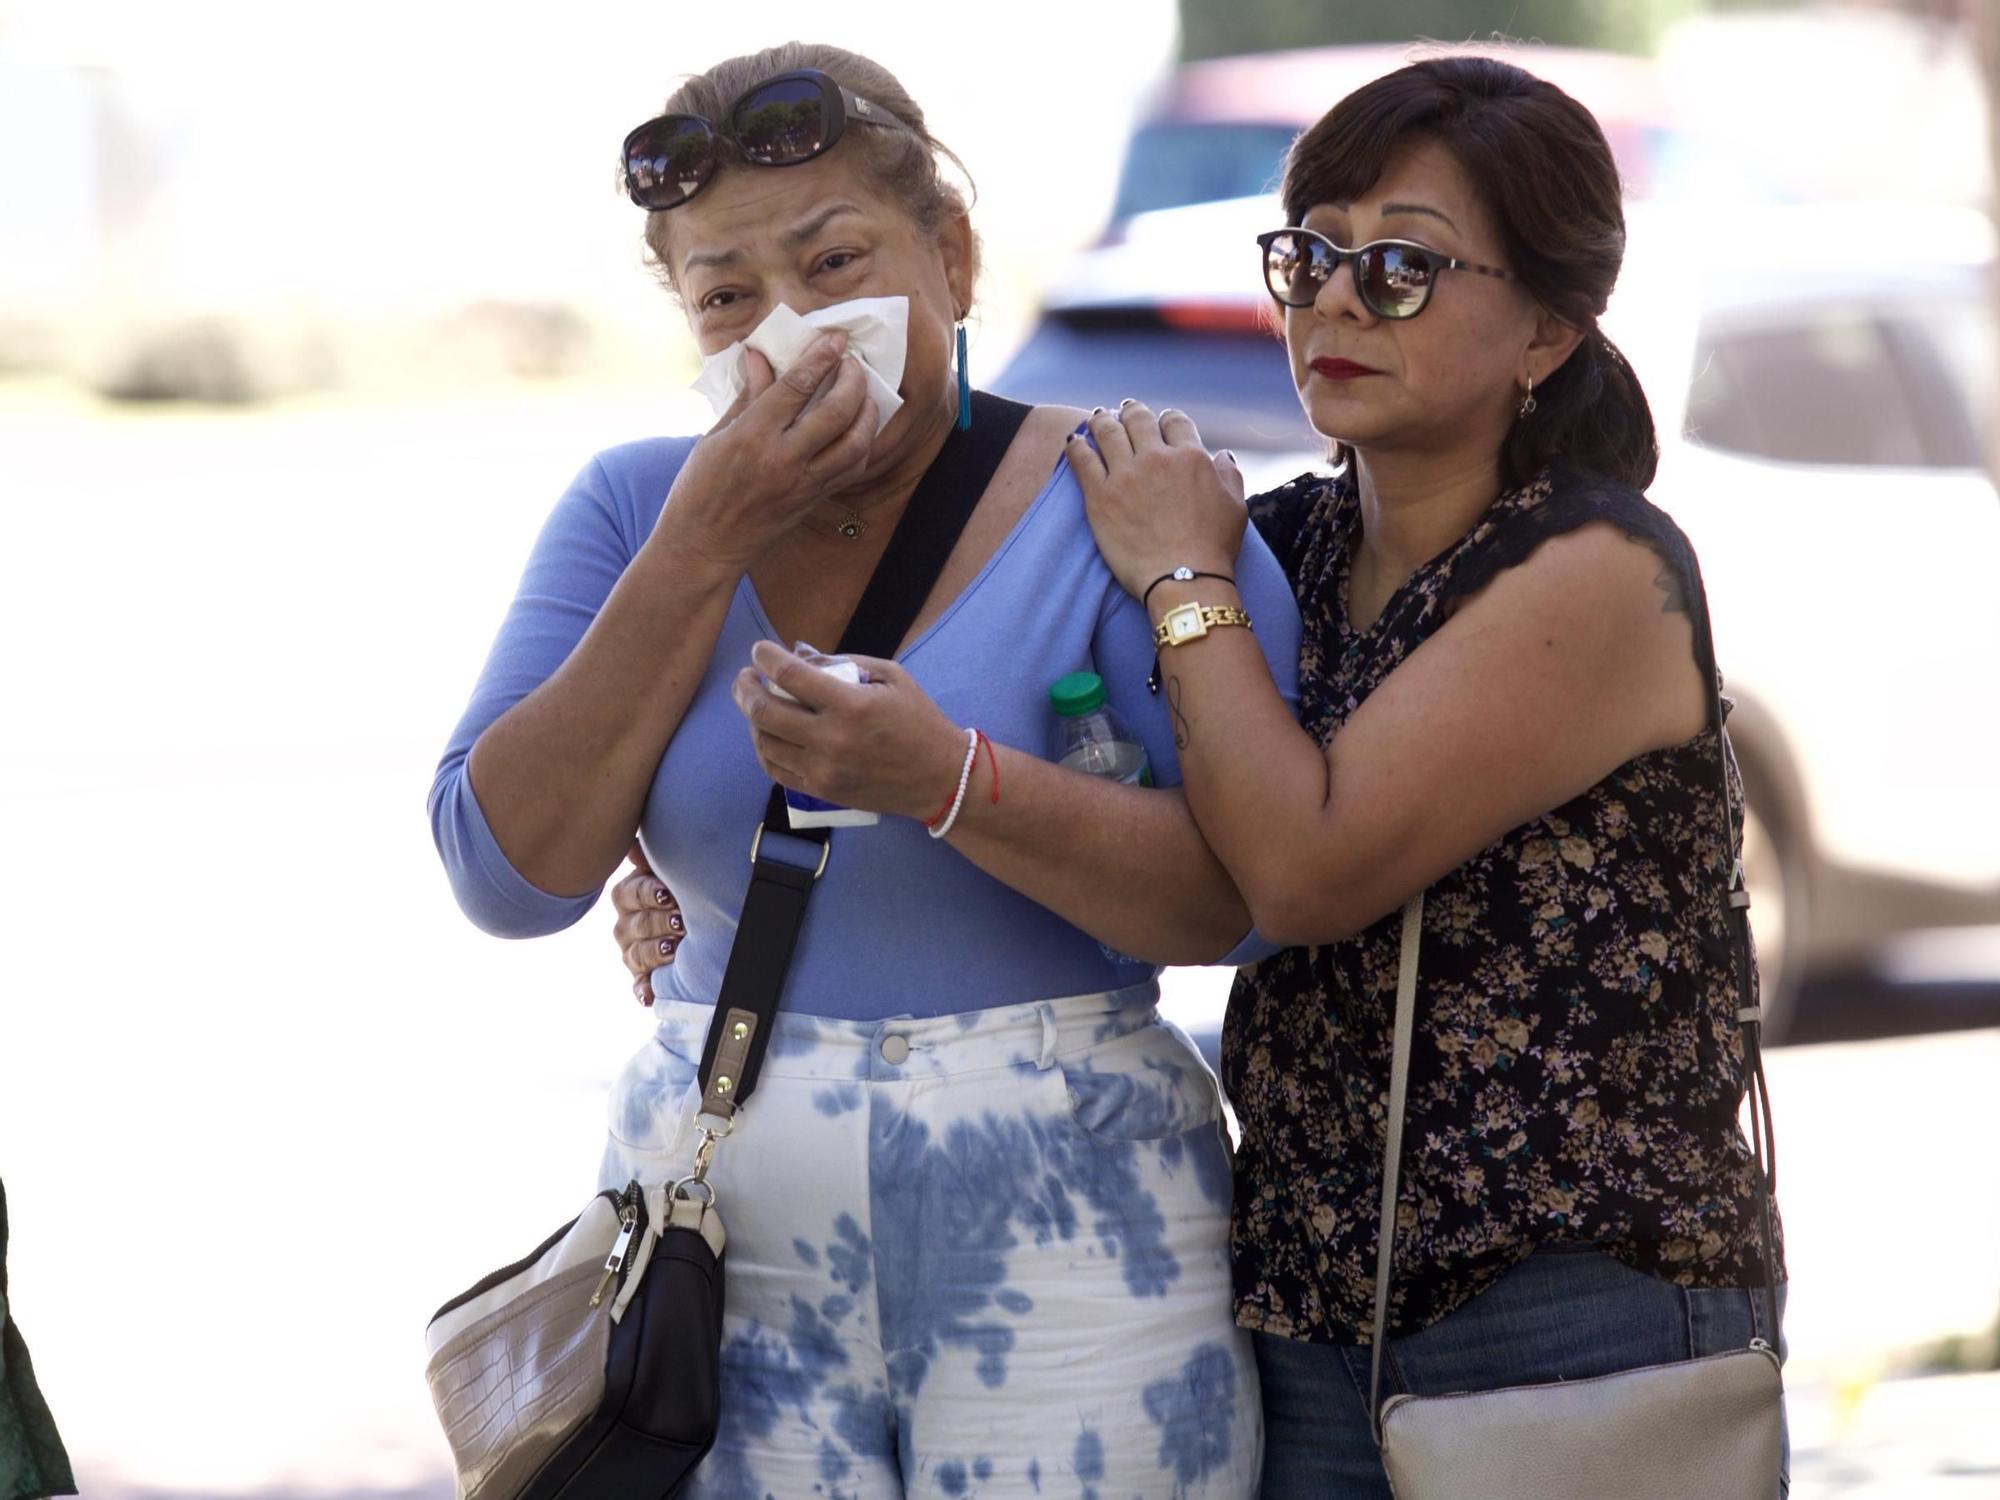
top-left (1142, 567), bottom-right (1235, 612)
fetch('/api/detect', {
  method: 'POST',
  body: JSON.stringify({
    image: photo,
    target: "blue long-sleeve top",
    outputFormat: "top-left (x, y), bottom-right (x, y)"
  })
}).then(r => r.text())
top-left (429, 434), bottom-right (1303, 1020)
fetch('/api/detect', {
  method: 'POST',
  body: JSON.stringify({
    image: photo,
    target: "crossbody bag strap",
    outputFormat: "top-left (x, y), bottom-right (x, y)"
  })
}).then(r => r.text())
top-left (1368, 892), bottom-right (1426, 1440)
top-left (694, 392), bottom-right (1034, 1122)
top-left (1678, 538), bottom-right (1783, 1352)
top-left (1367, 525), bottom-right (1783, 1439)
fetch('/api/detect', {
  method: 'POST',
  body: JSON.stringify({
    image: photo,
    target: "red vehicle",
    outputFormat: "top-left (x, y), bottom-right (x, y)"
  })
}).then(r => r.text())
top-left (1103, 44), bottom-right (1686, 236)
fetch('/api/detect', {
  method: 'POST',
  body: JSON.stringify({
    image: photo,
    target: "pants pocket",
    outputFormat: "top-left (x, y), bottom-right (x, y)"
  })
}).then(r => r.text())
top-left (604, 1030), bottom-right (703, 1171)
top-left (1058, 1018), bottom-right (1222, 1144)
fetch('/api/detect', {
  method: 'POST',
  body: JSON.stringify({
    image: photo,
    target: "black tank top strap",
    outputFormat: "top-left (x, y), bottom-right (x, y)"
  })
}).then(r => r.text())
top-left (1437, 467), bottom-right (1718, 691)
top-left (1437, 468), bottom-right (1685, 611)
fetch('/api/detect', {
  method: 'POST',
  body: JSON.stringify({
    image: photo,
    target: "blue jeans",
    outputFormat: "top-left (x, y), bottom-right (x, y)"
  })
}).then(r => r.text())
top-left (1254, 1243), bottom-right (1788, 1499)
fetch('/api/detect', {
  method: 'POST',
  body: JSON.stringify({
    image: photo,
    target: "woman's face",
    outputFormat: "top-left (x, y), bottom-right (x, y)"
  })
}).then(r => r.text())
top-left (663, 148), bottom-right (972, 467)
top-left (1283, 137), bottom-right (1560, 469)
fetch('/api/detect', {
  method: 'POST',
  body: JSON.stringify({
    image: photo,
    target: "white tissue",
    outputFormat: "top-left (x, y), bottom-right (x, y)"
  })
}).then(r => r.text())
top-left (691, 295), bottom-right (910, 435)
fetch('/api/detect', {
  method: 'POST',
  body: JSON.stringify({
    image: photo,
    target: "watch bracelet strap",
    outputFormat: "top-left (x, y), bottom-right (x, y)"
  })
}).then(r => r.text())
top-left (1148, 605), bottom-right (1253, 692)
top-left (693, 391), bottom-right (1033, 1120)
top-left (1366, 526), bottom-right (1780, 1436)
top-left (1153, 603), bottom-right (1253, 645)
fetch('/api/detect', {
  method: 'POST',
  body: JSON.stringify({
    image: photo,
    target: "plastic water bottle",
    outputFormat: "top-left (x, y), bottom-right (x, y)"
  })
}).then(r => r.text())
top-left (1050, 672), bottom-right (1152, 968)
top-left (1050, 671), bottom-right (1153, 787)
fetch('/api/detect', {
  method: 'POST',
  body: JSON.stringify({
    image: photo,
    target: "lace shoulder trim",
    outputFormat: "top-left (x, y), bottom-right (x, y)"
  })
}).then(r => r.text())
top-left (1440, 472), bottom-right (1696, 614)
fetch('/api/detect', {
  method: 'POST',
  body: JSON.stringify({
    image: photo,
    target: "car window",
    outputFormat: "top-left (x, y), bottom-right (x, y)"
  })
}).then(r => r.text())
top-left (1685, 309), bottom-right (1930, 468)
top-left (1110, 123), bottom-right (1299, 222)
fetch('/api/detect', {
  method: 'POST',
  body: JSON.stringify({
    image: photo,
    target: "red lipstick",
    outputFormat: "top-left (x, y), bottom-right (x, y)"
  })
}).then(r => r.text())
top-left (1311, 357), bottom-right (1381, 381)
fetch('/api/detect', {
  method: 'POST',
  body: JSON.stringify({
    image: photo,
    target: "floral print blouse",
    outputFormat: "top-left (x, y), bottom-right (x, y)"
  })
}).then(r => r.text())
top-left (1225, 464), bottom-right (1785, 1345)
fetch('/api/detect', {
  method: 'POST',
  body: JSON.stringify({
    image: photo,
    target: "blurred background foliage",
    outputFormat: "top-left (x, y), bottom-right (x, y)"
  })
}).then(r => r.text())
top-left (1179, 0), bottom-right (1694, 58)
top-left (1177, 0), bottom-right (1974, 59)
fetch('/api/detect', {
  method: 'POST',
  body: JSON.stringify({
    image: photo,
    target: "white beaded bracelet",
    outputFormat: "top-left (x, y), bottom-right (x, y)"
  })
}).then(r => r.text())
top-left (928, 727), bottom-right (981, 840)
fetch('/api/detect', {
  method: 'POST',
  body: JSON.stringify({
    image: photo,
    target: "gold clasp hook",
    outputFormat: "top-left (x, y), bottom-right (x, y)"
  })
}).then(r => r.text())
top-left (687, 1113), bottom-right (733, 1187)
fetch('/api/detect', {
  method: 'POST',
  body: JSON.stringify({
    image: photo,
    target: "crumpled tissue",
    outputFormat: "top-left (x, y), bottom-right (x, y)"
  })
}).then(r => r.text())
top-left (690, 295), bottom-right (909, 435)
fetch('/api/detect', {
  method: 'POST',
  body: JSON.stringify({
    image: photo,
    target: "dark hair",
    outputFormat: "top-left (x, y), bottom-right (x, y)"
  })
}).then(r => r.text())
top-left (642, 43), bottom-right (978, 302)
top-left (1282, 54), bottom-right (1658, 491)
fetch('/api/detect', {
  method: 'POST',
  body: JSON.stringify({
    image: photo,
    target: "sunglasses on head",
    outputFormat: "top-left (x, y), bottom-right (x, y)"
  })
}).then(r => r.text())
top-left (1256, 227), bottom-right (1512, 320)
top-left (621, 68), bottom-right (912, 211)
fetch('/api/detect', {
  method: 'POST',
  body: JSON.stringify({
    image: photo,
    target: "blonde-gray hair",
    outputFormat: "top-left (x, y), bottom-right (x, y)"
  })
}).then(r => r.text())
top-left (640, 42), bottom-right (979, 302)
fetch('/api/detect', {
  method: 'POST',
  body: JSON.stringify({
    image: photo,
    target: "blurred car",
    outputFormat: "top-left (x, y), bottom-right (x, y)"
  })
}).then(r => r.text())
top-left (1639, 202), bottom-right (2000, 1035)
top-left (995, 194), bottom-right (2000, 1047)
top-left (1103, 43), bottom-right (1688, 239)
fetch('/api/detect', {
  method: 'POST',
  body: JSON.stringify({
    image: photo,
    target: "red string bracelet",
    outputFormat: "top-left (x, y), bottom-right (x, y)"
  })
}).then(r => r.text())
top-left (924, 729), bottom-right (999, 830)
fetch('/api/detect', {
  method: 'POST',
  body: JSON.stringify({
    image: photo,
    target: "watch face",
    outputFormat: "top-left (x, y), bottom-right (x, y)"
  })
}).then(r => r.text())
top-left (1169, 608), bottom-right (1203, 640)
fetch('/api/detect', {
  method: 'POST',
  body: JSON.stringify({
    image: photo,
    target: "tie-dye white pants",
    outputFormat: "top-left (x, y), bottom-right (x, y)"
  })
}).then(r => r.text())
top-left (599, 980), bottom-right (1262, 1499)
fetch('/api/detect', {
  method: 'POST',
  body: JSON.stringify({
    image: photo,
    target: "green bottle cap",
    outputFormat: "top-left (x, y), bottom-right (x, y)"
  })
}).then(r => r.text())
top-left (1050, 671), bottom-right (1107, 717)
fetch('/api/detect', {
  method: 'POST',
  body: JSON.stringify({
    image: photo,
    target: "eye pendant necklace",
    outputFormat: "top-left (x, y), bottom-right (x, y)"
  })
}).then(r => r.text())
top-left (813, 492), bottom-right (895, 541)
top-left (806, 471), bottom-right (923, 542)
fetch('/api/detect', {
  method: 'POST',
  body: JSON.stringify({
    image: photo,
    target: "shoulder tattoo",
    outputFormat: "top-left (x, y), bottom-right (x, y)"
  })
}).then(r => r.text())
top-left (1651, 561), bottom-right (1690, 617)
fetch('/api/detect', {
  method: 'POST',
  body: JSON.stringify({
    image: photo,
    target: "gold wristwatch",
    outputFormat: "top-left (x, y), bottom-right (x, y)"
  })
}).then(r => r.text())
top-left (1153, 601), bottom-right (1253, 650)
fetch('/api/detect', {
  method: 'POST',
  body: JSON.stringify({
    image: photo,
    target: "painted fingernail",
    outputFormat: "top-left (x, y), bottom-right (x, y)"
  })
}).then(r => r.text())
top-left (633, 981), bottom-right (649, 1005)
top-left (658, 938), bottom-right (677, 958)
top-left (669, 913), bottom-right (685, 934)
top-left (652, 884), bottom-right (671, 906)
top-left (1119, 398), bottom-right (1135, 409)
top-left (1091, 406), bottom-right (1105, 416)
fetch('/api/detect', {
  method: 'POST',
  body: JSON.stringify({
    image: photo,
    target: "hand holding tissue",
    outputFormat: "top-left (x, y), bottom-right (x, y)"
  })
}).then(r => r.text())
top-left (692, 296), bottom-right (910, 436)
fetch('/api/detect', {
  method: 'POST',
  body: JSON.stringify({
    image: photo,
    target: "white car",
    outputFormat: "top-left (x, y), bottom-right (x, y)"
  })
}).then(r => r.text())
top-left (996, 195), bottom-right (2000, 1042)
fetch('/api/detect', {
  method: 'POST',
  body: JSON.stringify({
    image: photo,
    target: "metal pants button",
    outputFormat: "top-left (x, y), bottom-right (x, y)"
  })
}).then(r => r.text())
top-left (879, 1034), bottom-right (911, 1066)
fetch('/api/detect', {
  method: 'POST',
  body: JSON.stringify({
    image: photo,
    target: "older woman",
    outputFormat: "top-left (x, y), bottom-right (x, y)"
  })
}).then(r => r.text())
top-left (429, 41), bottom-right (1297, 1500)
top-left (1067, 58), bottom-right (1790, 1497)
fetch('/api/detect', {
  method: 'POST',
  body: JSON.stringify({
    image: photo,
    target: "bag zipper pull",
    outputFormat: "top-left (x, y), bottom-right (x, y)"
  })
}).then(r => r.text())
top-left (589, 1203), bottom-right (640, 1309)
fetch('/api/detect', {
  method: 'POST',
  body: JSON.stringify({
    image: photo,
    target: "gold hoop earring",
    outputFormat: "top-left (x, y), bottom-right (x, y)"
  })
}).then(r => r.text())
top-left (1517, 377), bottom-right (1537, 420)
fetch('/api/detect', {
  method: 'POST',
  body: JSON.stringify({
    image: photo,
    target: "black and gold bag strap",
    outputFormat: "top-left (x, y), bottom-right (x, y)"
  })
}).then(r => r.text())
top-left (692, 392), bottom-right (1032, 1131)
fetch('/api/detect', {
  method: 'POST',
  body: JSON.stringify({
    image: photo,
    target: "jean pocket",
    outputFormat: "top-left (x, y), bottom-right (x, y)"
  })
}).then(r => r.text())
top-left (605, 1031), bottom-right (703, 1163)
top-left (1057, 1019), bottom-right (1221, 1144)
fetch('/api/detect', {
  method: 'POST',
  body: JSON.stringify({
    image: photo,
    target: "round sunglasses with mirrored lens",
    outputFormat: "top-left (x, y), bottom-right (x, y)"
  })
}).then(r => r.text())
top-left (623, 117), bottom-right (715, 210)
top-left (621, 69), bottom-right (911, 211)
top-left (1255, 228), bottom-right (1511, 319)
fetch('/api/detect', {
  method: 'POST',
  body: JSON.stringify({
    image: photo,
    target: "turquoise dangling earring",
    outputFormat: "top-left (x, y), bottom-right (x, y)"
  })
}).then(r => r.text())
top-left (955, 321), bottom-right (972, 431)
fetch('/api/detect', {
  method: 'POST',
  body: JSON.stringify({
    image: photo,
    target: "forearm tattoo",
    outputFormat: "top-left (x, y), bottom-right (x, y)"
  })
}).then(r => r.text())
top-left (1167, 676), bottom-right (1191, 751)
